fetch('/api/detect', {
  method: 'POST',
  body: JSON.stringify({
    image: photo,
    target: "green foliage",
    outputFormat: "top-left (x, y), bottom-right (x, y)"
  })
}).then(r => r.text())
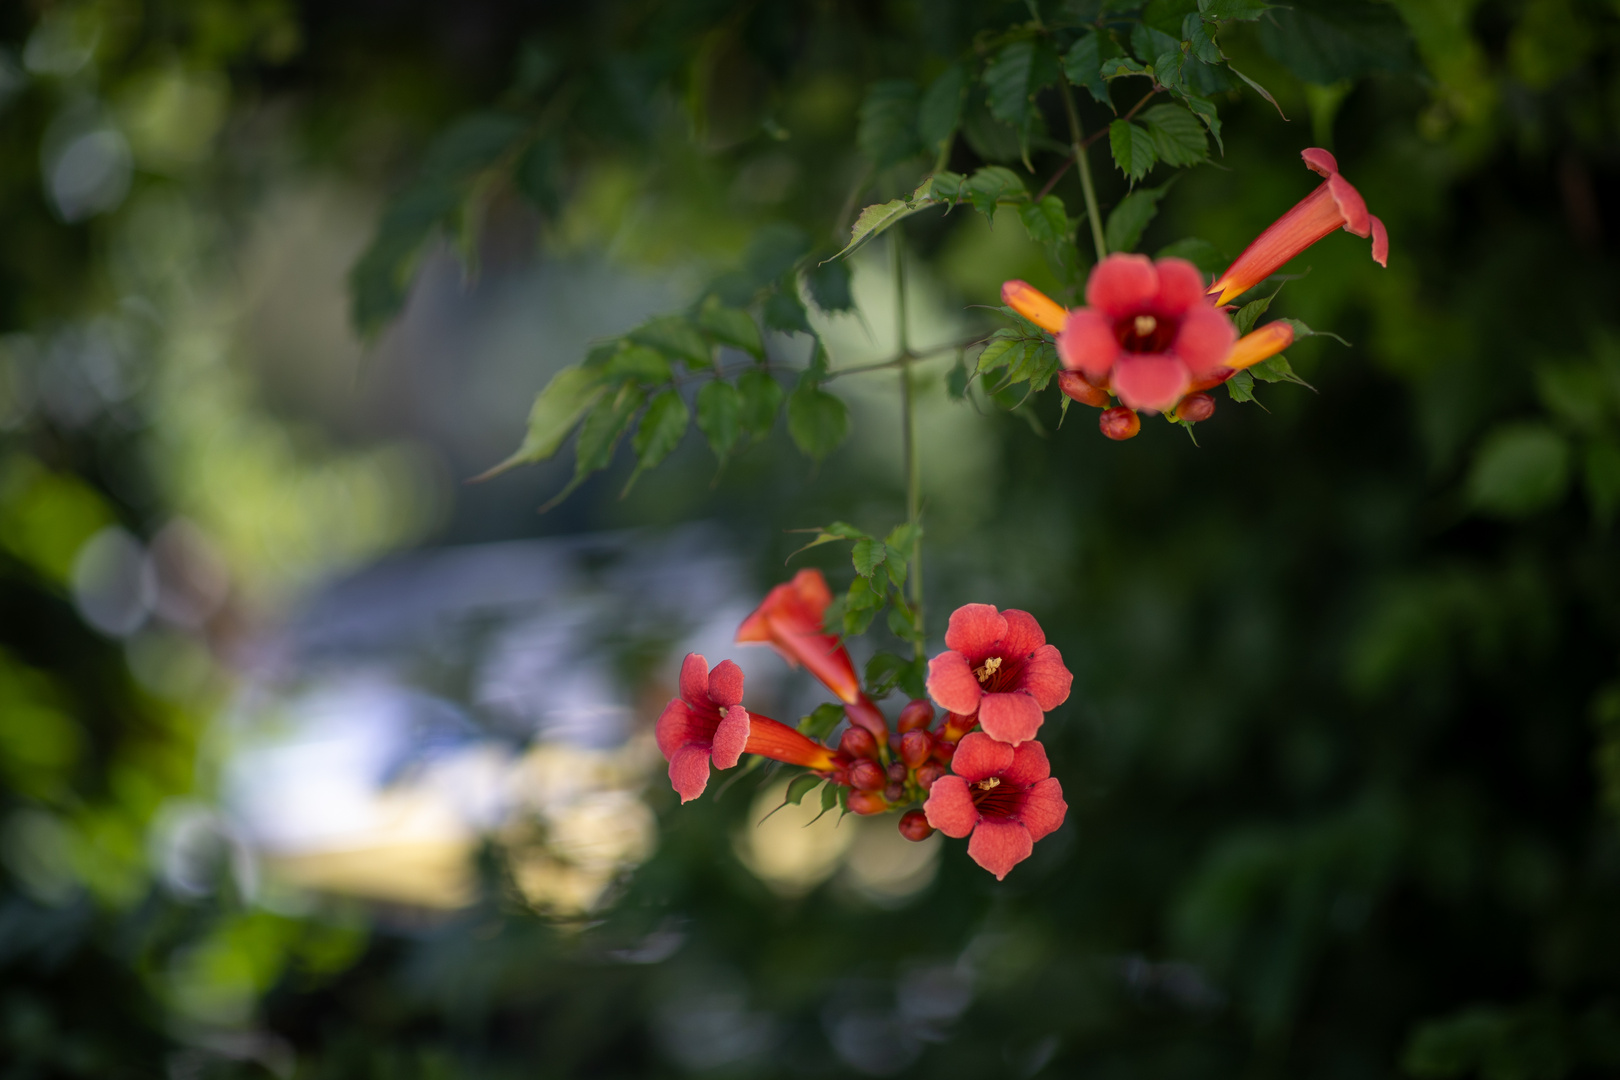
top-left (1256, 0), bottom-right (1420, 84)
top-left (695, 380), bottom-right (741, 461)
top-left (797, 703), bottom-right (845, 741)
top-left (474, 366), bottom-right (606, 481)
top-left (1109, 119), bottom-right (1157, 181)
top-left (1104, 181), bottom-right (1172, 252)
top-left (1140, 104), bottom-right (1208, 166)
top-left (623, 389), bottom-right (689, 493)
top-left (1467, 424), bottom-right (1573, 518)
top-left (786, 381), bottom-right (850, 462)
top-left (917, 65), bottom-right (967, 161)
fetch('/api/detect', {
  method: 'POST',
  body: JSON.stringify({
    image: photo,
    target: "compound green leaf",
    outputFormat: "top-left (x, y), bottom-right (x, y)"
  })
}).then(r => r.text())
top-left (473, 365), bottom-right (606, 481)
top-left (1141, 104), bottom-right (1208, 166)
top-left (623, 389), bottom-right (689, 494)
top-left (1109, 120), bottom-right (1157, 181)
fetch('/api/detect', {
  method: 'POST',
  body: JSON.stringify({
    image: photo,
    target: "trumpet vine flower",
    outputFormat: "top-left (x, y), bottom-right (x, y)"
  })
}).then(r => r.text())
top-left (923, 733), bottom-right (1068, 880)
top-left (926, 604), bottom-right (1072, 746)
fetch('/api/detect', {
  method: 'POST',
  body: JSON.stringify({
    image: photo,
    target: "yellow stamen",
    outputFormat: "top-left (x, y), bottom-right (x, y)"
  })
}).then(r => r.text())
top-left (973, 656), bottom-right (1002, 683)
top-left (976, 777), bottom-right (1001, 791)
top-left (1134, 315), bottom-right (1157, 337)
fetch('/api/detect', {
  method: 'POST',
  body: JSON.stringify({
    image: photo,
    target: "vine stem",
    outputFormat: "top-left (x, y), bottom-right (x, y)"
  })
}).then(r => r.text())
top-left (1060, 78), bottom-right (1109, 262)
top-left (894, 235), bottom-right (924, 661)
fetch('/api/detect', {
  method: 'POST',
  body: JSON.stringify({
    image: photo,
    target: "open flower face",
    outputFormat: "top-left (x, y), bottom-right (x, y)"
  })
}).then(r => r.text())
top-left (923, 733), bottom-right (1068, 880)
top-left (926, 604), bottom-right (1072, 745)
top-left (655, 653), bottom-right (752, 803)
top-left (1059, 255), bottom-right (1238, 414)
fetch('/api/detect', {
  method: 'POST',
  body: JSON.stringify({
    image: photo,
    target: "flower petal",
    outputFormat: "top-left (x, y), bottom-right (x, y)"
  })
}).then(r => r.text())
top-left (1002, 739), bottom-right (1052, 786)
top-left (977, 692), bottom-right (1045, 746)
top-left (667, 743), bottom-right (713, 803)
top-left (927, 650), bottom-right (984, 715)
top-left (951, 731), bottom-right (1017, 782)
top-left (1173, 304), bottom-right (1238, 379)
top-left (707, 659), bottom-right (745, 708)
top-left (711, 705), bottom-right (750, 769)
top-left (791, 567), bottom-right (833, 610)
top-left (1328, 172), bottom-right (1370, 237)
top-left (1058, 309), bottom-right (1123, 383)
top-left (1370, 215), bottom-right (1388, 267)
top-left (923, 775), bottom-right (980, 838)
top-left (678, 653), bottom-right (710, 707)
top-left (1085, 253), bottom-right (1158, 316)
top-left (1301, 147), bottom-right (1339, 177)
top-left (655, 698), bottom-right (709, 760)
top-left (1020, 644), bottom-right (1073, 711)
top-left (1111, 354), bottom-right (1191, 414)
top-left (967, 819), bottom-right (1034, 880)
top-left (1018, 777), bottom-right (1068, 842)
top-left (944, 603), bottom-right (1008, 657)
top-left (1153, 257), bottom-right (1206, 314)
top-left (999, 609), bottom-right (1046, 658)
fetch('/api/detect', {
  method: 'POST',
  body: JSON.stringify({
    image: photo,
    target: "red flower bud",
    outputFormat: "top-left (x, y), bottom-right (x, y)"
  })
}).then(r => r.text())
top-left (887, 761), bottom-right (908, 783)
top-left (883, 781), bottom-right (907, 802)
top-left (940, 713), bottom-right (976, 744)
top-left (915, 761), bottom-right (946, 790)
top-left (839, 726), bottom-right (878, 760)
top-left (900, 729), bottom-right (933, 769)
top-left (898, 810), bottom-right (934, 842)
top-left (847, 789), bottom-right (888, 815)
top-left (1058, 370), bottom-right (1111, 409)
top-left (1178, 392), bottom-right (1215, 423)
top-left (897, 699), bottom-right (935, 733)
top-left (848, 759), bottom-right (886, 791)
top-left (1099, 406), bottom-right (1141, 441)
top-left (932, 738), bottom-right (955, 765)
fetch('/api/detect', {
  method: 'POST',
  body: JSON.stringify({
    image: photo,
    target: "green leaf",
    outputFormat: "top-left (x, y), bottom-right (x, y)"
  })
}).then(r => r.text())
top-left (1140, 104), bottom-right (1208, 166)
top-left (977, 330), bottom-right (1023, 374)
top-left (350, 182), bottom-right (462, 339)
top-left (473, 365), bottom-right (606, 481)
top-left (798, 702), bottom-right (845, 741)
top-left (1155, 237), bottom-right (1224, 273)
top-left (630, 316), bottom-right (710, 368)
top-left (1250, 354), bottom-right (1313, 388)
top-left (1184, 95), bottom-right (1224, 154)
top-left (1199, 0), bottom-right (1271, 19)
top-left (784, 774), bottom-right (823, 806)
top-left (744, 223), bottom-right (810, 286)
top-left (1256, 0), bottom-right (1419, 85)
top-left (1467, 424), bottom-right (1572, 518)
top-left (420, 111), bottom-right (527, 180)
top-left (698, 296), bottom-right (764, 358)
top-left (1535, 362), bottom-right (1613, 433)
top-left (1018, 195), bottom-right (1070, 246)
top-left (575, 383), bottom-right (644, 474)
top-left (1230, 65), bottom-right (1287, 119)
top-left (786, 520), bottom-right (868, 561)
top-left (764, 289), bottom-right (813, 335)
top-left (1101, 55), bottom-right (1151, 81)
top-left (865, 651), bottom-right (912, 698)
top-left (985, 40), bottom-right (1036, 126)
top-left (1063, 31), bottom-right (1115, 110)
top-left (917, 64), bottom-right (966, 157)
top-left (1225, 368), bottom-right (1256, 403)
top-left (787, 382), bottom-right (850, 462)
top-left (695, 380), bottom-right (741, 461)
top-left (806, 258), bottom-right (854, 313)
top-left (513, 136), bottom-right (563, 216)
top-left (965, 165), bottom-right (1027, 221)
top-left (737, 368), bottom-right (783, 439)
top-left (833, 198), bottom-right (916, 260)
top-left (1278, 318), bottom-right (1351, 346)
top-left (885, 521), bottom-right (919, 558)
top-left (851, 537), bottom-right (886, 579)
top-left (1109, 120), bottom-right (1157, 181)
top-left (1234, 294), bottom-right (1275, 335)
top-left (623, 389), bottom-right (689, 494)
top-left (603, 343), bottom-right (672, 383)
top-left (818, 777), bottom-right (840, 817)
top-left (857, 78), bottom-right (921, 168)
top-left (946, 361), bottom-right (970, 400)
top-left (1586, 440), bottom-right (1620, 526)
top-left (846, 574), bottom-right (884, 612)
top-left (1105, 181), bottom-right (1172, 253)
top-left (1183, 15), bottom-right (1224, 63)
top-left (886, 605), bottom-right (921, 645)
top-left (1145, 0), bottom-right (1201, 35)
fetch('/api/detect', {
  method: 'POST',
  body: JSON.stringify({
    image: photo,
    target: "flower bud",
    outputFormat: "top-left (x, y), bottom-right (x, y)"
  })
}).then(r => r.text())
top-left (940, 713), bottom-right (976, 743)
top-left (839, 726), bottom-right (878, 760)
top-left (898, 810), bottom-right (934, 842)
top-left (1177, 392), bottom-right (1215, 423)
top-left (847, 789), bottom-right (888, 815)
top-left (1058, 370), bottom-right (1111, 408)
top-left (887, 761), bottom-right (908, 783)
top-left (883, 781), bottom-right (907, 802)
top-left (915, 762), bottom-right (946, 790)
top-left (897, 699), bottom-right (935, 733)
top-left (1099, 406), bottom-right (1141, 441)
top-left (932, 738), bottom-right (955, 765)
top-left (848, 759), bottom-right (886, 791)
top-left (900, 729), bottom-right (933, 769)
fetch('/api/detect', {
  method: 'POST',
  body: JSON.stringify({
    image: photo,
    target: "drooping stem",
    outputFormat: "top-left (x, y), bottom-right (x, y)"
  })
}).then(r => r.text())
top-left (1060, 78), bottom-right (1109, 263)
top-left (894, 235), bottom-right (924, 660)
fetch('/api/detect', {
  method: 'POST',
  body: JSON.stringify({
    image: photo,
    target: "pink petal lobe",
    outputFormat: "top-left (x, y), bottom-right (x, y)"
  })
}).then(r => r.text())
top-left (977, 692), bottom-right (1045, 746)
top-left (707, 659), bottom-right (745, 708)
top-left (1110, 354), bottom-right (1191, 414)
top-left (944, 603), bottom-right (1008, 656)
top-left (1328, 173), bottom-right (1370, 236)
top-left (1173, 305), bottom-right (1238, 380)
top-left (1302, 147), bottom-right (1339, 177)
top-left (967, 819), bottom-right (1034, 880)
top-left (1370, 215), bottom-right (1389, 267)
top-left (1058, 309), bottom-right (1123, 382)
top-left (655, 698), bottom-right (706, 760)
top-left (792, 567), bottom-right (834, 610)
top-left (1020, 645), bottom-right (1073, 711)
top-left (1018, 777), bottom-right (1068, 842)
top-left (999, 609), bottom-right (1046, 658)
top-left (951, 731), bottom-right (1017, 782)
top-left (1002, 739), bottom-right (1051, 786)
top-left (1085, 253), bottom-right (1158, 316)
top-left (711, 705), bottom-right (750, 769)
top-left (667, 743), bottom-right (712, 803)
top-left (678, 653), bottom-right (710, 706)
top-left (1153, 258), bottom-right (1206, 313)
top-left (927, 650), bottom-right (984, 715)
top-left (923, 776), bottom-right (980, 838)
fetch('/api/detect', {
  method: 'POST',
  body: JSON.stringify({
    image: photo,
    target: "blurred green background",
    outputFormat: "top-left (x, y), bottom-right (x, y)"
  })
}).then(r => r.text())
top-left (3, 1), bottom-right (1620, 1077)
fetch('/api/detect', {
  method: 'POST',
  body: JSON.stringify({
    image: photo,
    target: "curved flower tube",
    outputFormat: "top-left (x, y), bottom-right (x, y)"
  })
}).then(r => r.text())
top-left (923, 733), bottom-right (1068, 880)
top-left (926, 604), bottom-right (1072, 746)
top-left (736, 568), bottom-right (888, 735)
top-left (1208, 147), bottom-right (1388, 306)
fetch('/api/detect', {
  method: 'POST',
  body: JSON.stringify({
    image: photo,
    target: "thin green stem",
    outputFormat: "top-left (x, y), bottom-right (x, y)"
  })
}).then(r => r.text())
top-left (1060, 78), bottom-right (1109, 262)
top-left (893, 236), bottom-right (924, 660)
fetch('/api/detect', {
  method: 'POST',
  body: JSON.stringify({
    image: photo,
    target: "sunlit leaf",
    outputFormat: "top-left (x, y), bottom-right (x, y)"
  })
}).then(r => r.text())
top-left (473, 365), bottom-right (605, 481)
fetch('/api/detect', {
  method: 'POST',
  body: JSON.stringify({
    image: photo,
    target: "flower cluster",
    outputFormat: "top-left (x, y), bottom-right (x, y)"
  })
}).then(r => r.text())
top-left (655, 571), bottom-right (1074, 880)
top-left (1002, 147), bottom-right (1388, 439)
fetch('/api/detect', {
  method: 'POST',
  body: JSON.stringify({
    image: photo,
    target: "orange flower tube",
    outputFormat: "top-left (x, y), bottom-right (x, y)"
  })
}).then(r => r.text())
top-left (1225, 321), bottom-right (1295, 372)
top-left (743, 715), bottom-right (840, 771)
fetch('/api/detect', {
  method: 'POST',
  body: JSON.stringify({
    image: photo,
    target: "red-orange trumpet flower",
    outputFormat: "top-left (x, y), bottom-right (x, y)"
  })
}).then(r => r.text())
top-left (1208, 147), bottom-right (1388, 306)
top-left (736, 568), bottom-right (888, 735)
